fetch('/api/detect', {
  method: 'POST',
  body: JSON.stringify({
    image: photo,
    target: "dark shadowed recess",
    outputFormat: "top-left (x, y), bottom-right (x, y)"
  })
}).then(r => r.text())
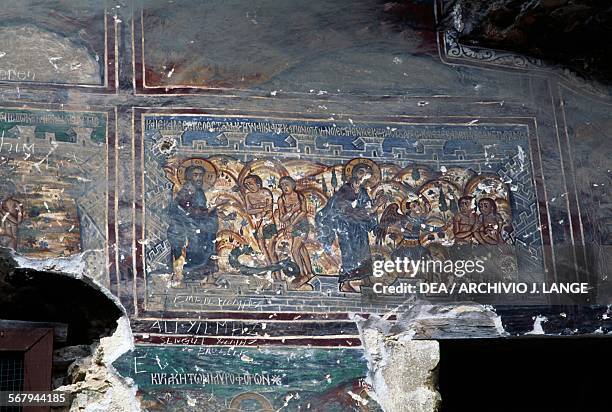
top-left (440, 0), bottom-right (612, 84)
top-left (439, 337), bottom-right (612, 412)
top-left (0, 248), bottom-right (123, 346)
top-left (495, 305), bottom-right (612, 335)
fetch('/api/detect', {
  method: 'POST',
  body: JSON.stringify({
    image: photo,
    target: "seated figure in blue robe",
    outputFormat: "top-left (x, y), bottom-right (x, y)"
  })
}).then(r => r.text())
top-left (167, 165), bottom-right (219, 278)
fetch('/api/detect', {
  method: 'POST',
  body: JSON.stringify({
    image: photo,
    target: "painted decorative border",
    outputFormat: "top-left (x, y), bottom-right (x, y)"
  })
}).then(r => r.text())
top-left (127, 107), bottom-right (552, 344)
top-left (434, 0), bottom-right (546, 73)
top-left (442, 31), bottom-right (544, 71)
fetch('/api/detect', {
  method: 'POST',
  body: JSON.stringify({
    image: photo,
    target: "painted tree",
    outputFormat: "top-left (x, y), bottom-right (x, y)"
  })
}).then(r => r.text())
top-left (331, 168), bottom-right (338, 191)
top-left (450, 196), bottom-right (459, 214)
top-left (411, 167), bottom-right (421, 183)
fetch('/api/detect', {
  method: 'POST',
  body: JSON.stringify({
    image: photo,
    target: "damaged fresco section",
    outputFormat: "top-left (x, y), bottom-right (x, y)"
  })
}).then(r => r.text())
top-left (138, 113), bottom-right (546, 316)
top-left (0, 246), bottom-right (137, 411)
top-left (0, 106), bottom-right (113, 287)
top-left (138, 0), bottom-right (437, 94)
top-left (560, 85), bottom-right (612, 301)
top-left (55, 317), bottom-right (140, 412)
top-left (0, 0), bottom-right (108, 86)
top-left (1, 1), bottom-right (611, 411)
top-left (0, 25), bottom-right (101, 85)
top-left (114, 345), bottom-right (378, 411)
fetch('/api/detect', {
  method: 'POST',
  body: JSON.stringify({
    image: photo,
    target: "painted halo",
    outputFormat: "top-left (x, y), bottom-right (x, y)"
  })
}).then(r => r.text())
top-left (176, 157), bottom-right (219, 186)
top-left (342, 157), bottom-right (381, 188)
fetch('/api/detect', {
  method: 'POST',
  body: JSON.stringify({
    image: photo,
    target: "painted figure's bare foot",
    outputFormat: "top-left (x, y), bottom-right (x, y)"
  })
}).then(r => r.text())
top-left (339, 280), bottom-right (362, 293)
top-left (288, 276), bottom-right (314, 291)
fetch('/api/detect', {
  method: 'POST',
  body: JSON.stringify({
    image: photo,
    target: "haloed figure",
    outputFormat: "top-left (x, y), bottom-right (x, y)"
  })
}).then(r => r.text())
top-left (316, 163), bottom-right (386, 292)
top-left (167, 165), bottom-right (220, 279)
top-left (276, 176), bottom-right (314, 289)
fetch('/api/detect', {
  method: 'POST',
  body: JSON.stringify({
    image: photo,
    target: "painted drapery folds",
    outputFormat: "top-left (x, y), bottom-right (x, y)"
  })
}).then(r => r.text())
top-left (166, 158), bottom-right (221, 279)
top-left (140, 113), bottom-right (545, 313)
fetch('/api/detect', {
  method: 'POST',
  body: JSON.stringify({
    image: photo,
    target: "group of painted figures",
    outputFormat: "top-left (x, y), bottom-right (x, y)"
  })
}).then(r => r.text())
top-left (167, 162), bottom-right (318, 290)
top-left (167, 157), bottom-right (513, 292)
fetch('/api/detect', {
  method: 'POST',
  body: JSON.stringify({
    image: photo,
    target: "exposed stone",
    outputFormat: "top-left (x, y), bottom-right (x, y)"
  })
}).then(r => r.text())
top-left (354, 305), bottom-right (505, 411)
top-left (0, 25), bottom-right (101, 85)
top-left (54, 317), bottom-right (139, 412)
top-left (52, 345), bottom-right (94, 388)
top-left (66, 353), bottom-right (93, 385)
top-left (358, 317), bottom-right (441, 412)
top-left (54, 345), bottom-right (92, 366)
top-left (391, 304), bottom-right (506, 339)
top-left (0, 248), bottom-right (135, 409)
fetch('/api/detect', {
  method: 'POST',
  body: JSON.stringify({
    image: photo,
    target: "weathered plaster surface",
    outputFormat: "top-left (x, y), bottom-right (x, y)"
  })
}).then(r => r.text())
top-left (357, 314), bottom-right (441, 412)
top-left (353, 304), bottom-right (503, 411)
top-left (0, 1), bottom-right (611, 411)
top-left (56, 317), bottom-right (140, 412)
top-left (0, 25), bottom-right (100, 84)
